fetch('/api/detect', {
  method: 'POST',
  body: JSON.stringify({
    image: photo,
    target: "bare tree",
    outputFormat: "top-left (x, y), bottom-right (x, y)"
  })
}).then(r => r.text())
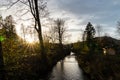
top-left (117, 21), bottom-right (120, 38)
top-left (82, 31), bottom-right (86, 48)
top-left (54, 18), bottom-right (66, 47)
top-left (96, 25), bottom-right (102, 42)
top-left (21, 24), bottom-right (26, 42)
top-left (43, 32), bottom-right (50, 43)
top-left (48, 24), bottom-right (57, 43)
top-left (27, 0), bottom-right (47, 61)
top-left (0, 15), bottom-right (16, 38)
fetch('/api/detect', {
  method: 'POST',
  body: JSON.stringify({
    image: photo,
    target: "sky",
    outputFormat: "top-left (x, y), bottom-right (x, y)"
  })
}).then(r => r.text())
top-left (47, 0), bottom-right (120, 42)
top-left (0, 0), bottom-right (120, 43)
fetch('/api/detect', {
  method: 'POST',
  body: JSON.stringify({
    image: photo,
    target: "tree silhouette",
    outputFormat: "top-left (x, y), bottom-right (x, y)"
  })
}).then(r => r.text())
top-left (21, 24), bottom-right (26, 42)
top-left (96, 25), bottom-right (102, 42)
top-left (54, 18), bottom-right (66, 48)
top-left (0, 15), bottom-right (5, 80)
top-left (84, 22), bottom-right (96, 51)
top-left (116, 21), bottom-right (120, 38)
top-left (4, 15), bottom-right (16, 38)
top-left (26, 1), bottom-right (50, 75)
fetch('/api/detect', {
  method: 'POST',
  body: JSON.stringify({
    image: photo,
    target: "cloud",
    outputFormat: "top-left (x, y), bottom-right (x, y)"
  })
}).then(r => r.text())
top-left (48, 0), bottom-right (120, 25)
top-left (0, 6), bottom-right (6, 11)
top-left (47, 0), bottom-right (120, 42)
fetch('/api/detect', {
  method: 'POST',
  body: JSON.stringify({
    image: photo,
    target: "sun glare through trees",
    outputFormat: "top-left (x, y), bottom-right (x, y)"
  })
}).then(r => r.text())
top-left (1, 0), bottom-right (120, 80)
top-left (26, 35), bottom-right (36, 44)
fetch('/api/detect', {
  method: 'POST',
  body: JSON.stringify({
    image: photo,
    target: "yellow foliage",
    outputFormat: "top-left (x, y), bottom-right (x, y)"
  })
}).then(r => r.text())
top-left (82, 44), bottom-right (89, 52)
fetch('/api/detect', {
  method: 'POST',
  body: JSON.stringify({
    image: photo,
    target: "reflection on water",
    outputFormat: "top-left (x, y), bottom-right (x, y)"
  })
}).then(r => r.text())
top-left (48, 52), bottom-right (84, 80)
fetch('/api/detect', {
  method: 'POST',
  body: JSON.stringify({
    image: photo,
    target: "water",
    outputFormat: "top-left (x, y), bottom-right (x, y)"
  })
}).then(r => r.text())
top-left (47, 52), bottom-right (84, 80)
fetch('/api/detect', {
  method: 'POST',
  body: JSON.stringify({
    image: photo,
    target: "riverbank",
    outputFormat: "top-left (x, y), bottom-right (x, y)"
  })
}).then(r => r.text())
top-left (71, 38), bottom-right (120, 80)
top-left (4, 43), bottom-right (71, 80)
top-left (75, 53), bottom-right (120, 80)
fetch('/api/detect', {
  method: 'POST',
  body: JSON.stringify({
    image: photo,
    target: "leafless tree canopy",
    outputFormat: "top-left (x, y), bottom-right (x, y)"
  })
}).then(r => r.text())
top-left (53, 18), bottom-right (66, 45)
top-left (96, 25), bottom-right (102, 37)
top-left (117, 21), bottom-right (120, 36)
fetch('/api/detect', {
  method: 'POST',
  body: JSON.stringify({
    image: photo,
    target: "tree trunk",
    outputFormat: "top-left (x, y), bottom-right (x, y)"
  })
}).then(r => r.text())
top-left (34, 0), bottom-right (47, 63)
top-left (0, 41), bottom-right (5, 80)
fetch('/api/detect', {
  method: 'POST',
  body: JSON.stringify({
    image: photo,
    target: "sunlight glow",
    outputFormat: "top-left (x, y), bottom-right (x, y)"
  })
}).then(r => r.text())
top-left (26, 36), bottom-right (35, 44)
top-left (27, 38), bottom-right (34, 43)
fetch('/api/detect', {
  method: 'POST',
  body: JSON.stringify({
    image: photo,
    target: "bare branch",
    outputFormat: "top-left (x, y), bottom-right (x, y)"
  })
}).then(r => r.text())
top-left (7, 0), bottom-right (20, 9)
top-left (20, 10), bottom-right (30, 17)
top-left (16, 17), bottom-right (33, 21)
top-left (34, 21), bottom-right (39, 32)
top-left (19, 0), bottom-right (29, 6)
top-left (28, 0), bottom-right (36, 20)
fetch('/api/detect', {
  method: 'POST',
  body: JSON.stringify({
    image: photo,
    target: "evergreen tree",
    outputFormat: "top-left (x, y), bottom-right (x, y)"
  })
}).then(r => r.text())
top-left (84, 22), bottom-right (96, 52)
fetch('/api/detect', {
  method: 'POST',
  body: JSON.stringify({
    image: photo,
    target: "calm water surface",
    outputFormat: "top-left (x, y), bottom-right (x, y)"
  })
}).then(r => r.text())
top-left (47, 52), bottom-right (84, 80)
